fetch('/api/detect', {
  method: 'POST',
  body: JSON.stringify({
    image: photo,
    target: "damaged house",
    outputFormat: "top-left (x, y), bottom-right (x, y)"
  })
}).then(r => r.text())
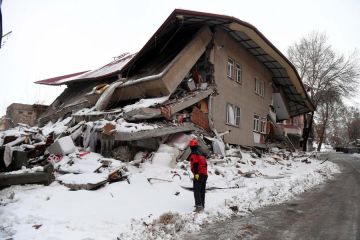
top-left (30, 9), bottom-right (314, 159)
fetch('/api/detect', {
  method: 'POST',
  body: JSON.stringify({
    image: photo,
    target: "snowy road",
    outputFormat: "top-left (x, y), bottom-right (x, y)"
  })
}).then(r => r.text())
top-left (180, 153), bottom-right (360, 240)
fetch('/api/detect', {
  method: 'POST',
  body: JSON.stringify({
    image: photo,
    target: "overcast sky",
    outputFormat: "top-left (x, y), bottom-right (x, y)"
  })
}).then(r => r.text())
top-left (0, 0), bottom-right (359, 115)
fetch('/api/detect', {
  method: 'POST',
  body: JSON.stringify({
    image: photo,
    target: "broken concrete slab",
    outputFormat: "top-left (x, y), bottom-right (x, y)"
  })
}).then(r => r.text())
top-left (114, 122), bottom-right (203, 141)
top-left (132, 138), bottom-right (159, 151)
top-left (0, 163), bottom-right (54, 188)
top-left (62, 180), bottom-right (108, 190)
top-left (123, 89), bottom-right (213, 121)
top-left (168, 89), bottom-right (213, 115)
top-left (8, 150), bottom-right (29, 171)
top-left (47, 136), bottom-right (76, 155)
top-left (58, 173), bottom-right (108, 190)
top-left (123, 108), bottom-right (162, 121)
top-left (96, 26), bottom-right (213, 107)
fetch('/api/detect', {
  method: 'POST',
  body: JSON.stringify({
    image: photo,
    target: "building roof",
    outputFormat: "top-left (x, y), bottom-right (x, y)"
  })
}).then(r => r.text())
top-left (35, 53), bottom-right (135, 86)
top-left (35, 71), bottom-right (90, 85)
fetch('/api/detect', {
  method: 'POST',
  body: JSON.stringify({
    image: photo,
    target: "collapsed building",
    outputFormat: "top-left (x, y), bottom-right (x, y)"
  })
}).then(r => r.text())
top-left (36, 9), bottom-right (313, 146)
top-left (0, 10), bottom-right (314, 187)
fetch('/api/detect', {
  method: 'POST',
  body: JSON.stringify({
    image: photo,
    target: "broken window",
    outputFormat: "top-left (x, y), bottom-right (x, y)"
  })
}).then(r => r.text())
top-left (255, 78), bottom-right (265, 96)
top-left (226, 103), bottom-right (240, 126)
top-left (254, 115), bottom-right (267, 133)
top-left (227, 58), bottom-right (234, 78)
top-left (18, 110), bottom-right (23, 114)
top-left (27, 111), bottom-right (33, 115)
top-left (235, 63), bottom-right (242, 84)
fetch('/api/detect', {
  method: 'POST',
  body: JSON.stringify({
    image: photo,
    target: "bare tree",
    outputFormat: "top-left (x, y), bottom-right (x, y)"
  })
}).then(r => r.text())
top-left (287, 31), bottom-right (360, 151)
top-left (327, 104), bottom-right (351, 146)
top-left (348, 119), bottom-right (360, 142)
top-left (314, 90), bottom-right (342, 151)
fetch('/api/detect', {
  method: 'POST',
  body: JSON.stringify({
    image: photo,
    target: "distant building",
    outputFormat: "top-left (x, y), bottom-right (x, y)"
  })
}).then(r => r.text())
top-left (5, 103), bottom-right (48, 129)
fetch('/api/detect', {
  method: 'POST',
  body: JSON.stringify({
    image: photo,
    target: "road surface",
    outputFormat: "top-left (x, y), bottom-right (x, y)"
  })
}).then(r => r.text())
top-left (180, 153), bottom-right (360, 240)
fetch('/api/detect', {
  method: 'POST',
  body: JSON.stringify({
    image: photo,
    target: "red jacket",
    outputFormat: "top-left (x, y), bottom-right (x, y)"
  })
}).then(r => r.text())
top-left (190, 153), bottom-right (207, 176)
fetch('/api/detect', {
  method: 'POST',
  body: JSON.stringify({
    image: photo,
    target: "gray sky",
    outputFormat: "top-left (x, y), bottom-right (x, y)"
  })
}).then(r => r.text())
top-left (1, 0), bottom-right (359, 115)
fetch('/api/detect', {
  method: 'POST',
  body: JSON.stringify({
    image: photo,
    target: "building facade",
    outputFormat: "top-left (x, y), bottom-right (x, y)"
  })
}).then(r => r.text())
top-left (5, 103), bottom-right (48, 129)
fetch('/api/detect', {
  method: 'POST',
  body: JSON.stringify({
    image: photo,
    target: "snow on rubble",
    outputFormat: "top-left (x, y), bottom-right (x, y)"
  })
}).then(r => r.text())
top-left (0, 145), bottom-right (341, 240)
top-left (123, 96), bottom-right (170, 113)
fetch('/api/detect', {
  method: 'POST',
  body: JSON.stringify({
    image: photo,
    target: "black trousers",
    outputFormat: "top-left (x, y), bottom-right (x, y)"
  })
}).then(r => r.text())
top-left (193, 174), bottom-right (207, 207)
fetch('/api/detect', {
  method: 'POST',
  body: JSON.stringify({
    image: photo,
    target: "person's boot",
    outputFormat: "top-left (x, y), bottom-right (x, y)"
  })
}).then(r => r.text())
top-left (194, 205), bottom-right (204, 213)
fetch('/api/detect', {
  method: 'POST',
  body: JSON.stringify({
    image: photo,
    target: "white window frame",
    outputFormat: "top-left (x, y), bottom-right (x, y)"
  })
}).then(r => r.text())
top-left (255, 77), bottom-right (265, 97)
top-left (226, 103), bottom-right (241, 126)
top-left (253, 114), bottom-right (260, 132)
top-left (235, 63), bottom-right (242, 84)
top-left (260, 118), bottom-right (267, 134)
top-left (227, 58), bottom-right (234, 79)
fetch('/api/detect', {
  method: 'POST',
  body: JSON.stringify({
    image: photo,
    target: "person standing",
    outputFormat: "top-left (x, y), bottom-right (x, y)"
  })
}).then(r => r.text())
top-left (188, 138), bottom-right (208, 212)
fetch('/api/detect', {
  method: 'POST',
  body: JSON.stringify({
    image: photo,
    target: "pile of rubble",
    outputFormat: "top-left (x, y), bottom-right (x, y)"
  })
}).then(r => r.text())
top-left (0, 107), bottom-right (227, 190)
top-left (0, 109), bottom-right (317, 192)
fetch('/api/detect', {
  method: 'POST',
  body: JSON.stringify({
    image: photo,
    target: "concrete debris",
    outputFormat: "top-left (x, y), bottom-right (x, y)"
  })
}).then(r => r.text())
top-left (102, 123), bottom-right (116, 135)
top-left (47, 136), bottom-right (76, 155)
top-left (61, 179), bottom-right (108, 191)
top-left (0, 163), bottom-right (54, 189)
top-left (212, 138), bottom-right (226, 157)
top-left (111, 145), bottom-right (133, 162)
top-left (243, 170), bottom-right (262, 178)
top-left (108, 167), bottom-right (129, 183)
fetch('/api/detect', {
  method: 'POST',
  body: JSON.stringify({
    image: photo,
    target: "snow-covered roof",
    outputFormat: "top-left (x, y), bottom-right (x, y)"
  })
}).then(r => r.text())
top-left (35, 53), bottom-right (136, 86)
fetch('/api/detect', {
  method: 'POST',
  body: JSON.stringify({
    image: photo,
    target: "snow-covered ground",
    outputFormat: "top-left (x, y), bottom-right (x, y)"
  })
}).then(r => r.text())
top-left (0, 148), bottom-right (340, 240)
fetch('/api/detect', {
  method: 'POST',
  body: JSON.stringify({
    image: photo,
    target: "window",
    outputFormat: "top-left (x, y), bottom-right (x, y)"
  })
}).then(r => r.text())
top-left (18, 110), bottom-right (23, 114)
top-left (253, 115), bottom-right (260, 132)
top-left (235, 63), bottom-right (242, 83)
top-left (27, 111), bottom-right (33, 115)
top-left (226, 103), bottom-right (241, 126)
top-left (261, 118), bottom-right (267, 133)
top-left (255, 78), bottom-right (265, 96)
top-left (227, 58), bottom-right (234, 78)
top-left (254, 115), bottom-right (267, 133)
top-left (227, 58), bottom-right (242, 84)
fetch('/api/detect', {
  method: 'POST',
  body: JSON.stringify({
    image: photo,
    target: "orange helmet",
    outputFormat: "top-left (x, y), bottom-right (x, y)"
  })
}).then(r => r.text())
top-left (189, 139), bottom-right (199, 147)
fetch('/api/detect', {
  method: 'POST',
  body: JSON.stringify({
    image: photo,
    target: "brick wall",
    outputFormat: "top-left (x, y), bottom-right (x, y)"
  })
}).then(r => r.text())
top-left (191, 106), bottom-right (210, 131)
